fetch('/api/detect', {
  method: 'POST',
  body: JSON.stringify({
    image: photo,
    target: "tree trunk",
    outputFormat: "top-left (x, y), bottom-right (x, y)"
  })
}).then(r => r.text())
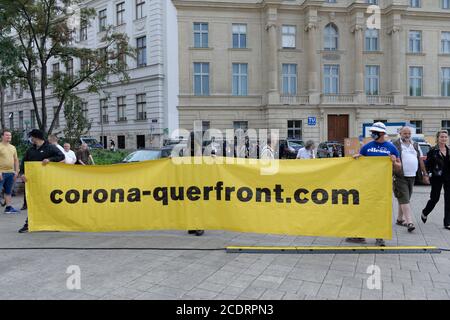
top-left (40, 66), bottom-right (48, 134)
top-left (0, 86), bottom-right (5, 130)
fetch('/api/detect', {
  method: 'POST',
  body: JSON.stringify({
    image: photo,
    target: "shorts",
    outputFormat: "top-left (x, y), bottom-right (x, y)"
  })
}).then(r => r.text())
top-left (0, 173), bottom-right (15, 195)
top-left (393, 176), bottom-right (415, 205)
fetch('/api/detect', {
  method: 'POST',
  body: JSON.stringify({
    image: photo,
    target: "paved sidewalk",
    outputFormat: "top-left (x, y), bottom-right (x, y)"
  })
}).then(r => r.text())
top-left (1, 186), bottom-right (450, 300)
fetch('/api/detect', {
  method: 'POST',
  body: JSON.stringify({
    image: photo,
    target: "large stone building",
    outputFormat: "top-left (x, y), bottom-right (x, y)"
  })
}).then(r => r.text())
top-left (3, 0), bottom-right (179, 149)
top-left (173, 0), bottom-right (450, 143)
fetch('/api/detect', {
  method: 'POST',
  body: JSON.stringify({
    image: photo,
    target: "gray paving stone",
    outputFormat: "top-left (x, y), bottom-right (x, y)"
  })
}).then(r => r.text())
top-left (259, 289), bottom-right (286, 300)
top-left (186, 288), bottom-right (218, 299)
top-left (296, 281), bottom-right (321, 296)
top-left (317, 284), bottom-right (340, 299)
top-left (239, 286), bottom-right (267, 299)
top-left (338, 286), bottom-right (362, 300)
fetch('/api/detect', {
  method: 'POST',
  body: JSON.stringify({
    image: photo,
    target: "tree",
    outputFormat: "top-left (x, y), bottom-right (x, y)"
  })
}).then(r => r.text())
top-left (0, 0), bottom-right (135, 135)
top-left (62, 96), bottom-right (91, 147)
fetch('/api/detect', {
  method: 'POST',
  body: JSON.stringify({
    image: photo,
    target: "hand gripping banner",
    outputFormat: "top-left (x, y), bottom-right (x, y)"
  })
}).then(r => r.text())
top-left (26, 157), bottom-right (392, 239)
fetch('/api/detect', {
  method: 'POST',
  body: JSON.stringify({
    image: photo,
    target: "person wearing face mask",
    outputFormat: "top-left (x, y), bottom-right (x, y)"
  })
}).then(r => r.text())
top-left (347, 122), bottom-right (402, 246)
top-left (421, 130), bottom-right (450, 230)
top-left (392, 126), bottom-right (429, 232)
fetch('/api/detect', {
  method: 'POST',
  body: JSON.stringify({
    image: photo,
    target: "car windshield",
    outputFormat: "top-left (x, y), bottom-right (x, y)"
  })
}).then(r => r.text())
top-left (288, 141), bottom-right (304, 148)
top-left (420, 144), bottom-right (430, 155)
top-left (123, 150), bottom-right (161, 162)
top-left (82, 138), bottom-right (98, 145)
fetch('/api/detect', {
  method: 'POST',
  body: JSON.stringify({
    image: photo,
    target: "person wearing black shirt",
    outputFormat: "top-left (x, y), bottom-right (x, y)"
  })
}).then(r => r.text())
top-left (422, 130), bottom-right (450, 230)
top-left (18, 129), bottom-right (65, 233)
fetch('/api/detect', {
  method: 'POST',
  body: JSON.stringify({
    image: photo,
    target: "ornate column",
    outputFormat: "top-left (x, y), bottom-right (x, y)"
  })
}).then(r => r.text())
top-left (305, 14), bottom-right (319, 104)
top-left (264, 5), bottom-right (279, 105)
top-left (351, 24), bottom-right (365, 95)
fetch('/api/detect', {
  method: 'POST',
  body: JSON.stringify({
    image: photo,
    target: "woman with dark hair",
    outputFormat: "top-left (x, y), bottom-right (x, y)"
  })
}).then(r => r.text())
top-left (422, 129), bottom-right (450, 230)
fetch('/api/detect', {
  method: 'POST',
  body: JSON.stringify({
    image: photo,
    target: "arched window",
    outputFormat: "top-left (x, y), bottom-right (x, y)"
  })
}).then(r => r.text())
top-left (324, 23), bottom-right (338, 51)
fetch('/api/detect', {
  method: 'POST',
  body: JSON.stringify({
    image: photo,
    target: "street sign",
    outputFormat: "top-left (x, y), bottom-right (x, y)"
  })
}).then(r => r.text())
top-left (308, 117), bottom-right (317, 126)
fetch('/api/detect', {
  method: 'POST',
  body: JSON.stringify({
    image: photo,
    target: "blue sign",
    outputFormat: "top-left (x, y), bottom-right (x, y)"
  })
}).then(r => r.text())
top-left (308, 117), bottom-right (317, 126)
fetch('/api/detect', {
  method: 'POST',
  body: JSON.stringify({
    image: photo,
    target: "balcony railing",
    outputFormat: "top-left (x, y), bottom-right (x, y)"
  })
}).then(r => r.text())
top-left (321, 94), bottom-right (355, 104)
top-left (366, 95), bottom-right (394, 105)
top-left (280, 95), bottom-right (309, 105)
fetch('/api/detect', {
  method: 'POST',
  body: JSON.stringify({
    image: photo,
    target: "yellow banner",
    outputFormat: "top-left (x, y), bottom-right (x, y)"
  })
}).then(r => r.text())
top-left (27, 157), bottom-right (392, 239)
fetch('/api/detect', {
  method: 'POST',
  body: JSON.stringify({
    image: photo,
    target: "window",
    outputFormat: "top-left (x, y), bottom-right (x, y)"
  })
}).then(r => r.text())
top-left (409, 66), bottom-right (423, 96)
top-left (365, 65), bottom-right (380, 95)
top-left (410, 0), bottom-right (421, 7)
top-left (66, 59), bottom-right (73, 79)
top-left (30, 70), bottom-right (36, 88)
top-left (443, 0), bottom-right (450, 9)
top-left (99, 47), bottom-right (108, 63)
top-left (30, 110), bottom-right (36, 128)
top-left (442, 67), bottom-right (450, 96)
top-left (409, 31), bottom-right (422, 53)
top-left (410, 120), bottom-right (423, 134)
top-left (99, 9), bottom-right (107, 32)
top-left (80, 58), bottom-right (88, 71)
top-left (282, 25), bottom-right (296, 49)
top-left (9, 112), bottom-right (14, 130)
top-left (136, 94), bottom-right (147, 120)
top-left (233, 121), bottom-right (248, 131)
top-left (326, 0), bottom-right (336, 3)
top-left (201, 121), bottom-right (211, 140)
top-left (324, 23), bottom-right (338, 51)
top-left (136, 36), bottom-right (147, 67)
top-left (442, 121), bottom-right (450, 133)
top-left (118, 135), bottom-right (125, 149)
top-left (367, 0), bottom-right (378, 4)
top-left (137, 135), bottom-right (145, 149)
top-left (19, 111), bottom-right (23, 131)
top-left (100, 99), bottom-right (108, 123)
top-left (323, 65), bottom-right (339, 94)
top-left (116, 2), bottom-right (125, 26)
top-left (80, 20), bottom-right (88, 41)
top-left (117, 96), bottom-right (126, 121)
top-left (82, 102), bottom-right (88, 120)
top-left (193, 62), bottom-right (210, 96)
top-left (232, 63), bottom-right (248, 96)
top-left (54, 106), bottom-right (59, 128)
top-left (287, 120), bottom-right (302, 139)
top-left (194, 23), bottom-right (208, 48)
top-left (282, 64), bottom-right (297, 95)
top-left (117, 44), bottom-right (126, 68)
top-left (136, 0), bottom-right (146, 19)
top-left (17, 85), bottom-right (23, 99)
top-left (52, 63), bottom-right (60, 78)
top-left (232, 24), bottom-right (247, 49)
top-left (442, 32), bottom-right (450, 53)
top-left (365, 29), bottom-right (379, 51)
top-left (442, 120), bottom-right (450, 132)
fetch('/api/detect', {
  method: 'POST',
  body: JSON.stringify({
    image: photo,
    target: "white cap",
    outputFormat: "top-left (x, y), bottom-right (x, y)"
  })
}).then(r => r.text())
top-left (369, 122), bottom-right (387, 133)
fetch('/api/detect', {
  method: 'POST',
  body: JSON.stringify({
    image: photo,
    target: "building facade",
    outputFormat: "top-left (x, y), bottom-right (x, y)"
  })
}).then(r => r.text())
top-left (3, 0), bottom-right (179, 150)
top-left (173, 0), bottom-right (450, 143)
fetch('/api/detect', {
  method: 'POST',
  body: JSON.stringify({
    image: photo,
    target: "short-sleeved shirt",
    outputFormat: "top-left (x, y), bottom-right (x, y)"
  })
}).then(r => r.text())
top-left (0, 143), bottom-right (18, 173)
top-left (360, 141), bottom-right (400, 158)
top-left (297, 147), bottom-right (315, 159)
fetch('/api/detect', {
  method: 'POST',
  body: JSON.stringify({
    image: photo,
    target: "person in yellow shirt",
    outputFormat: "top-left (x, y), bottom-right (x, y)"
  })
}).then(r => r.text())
top-left (0, 129), bottom-right (20, 213)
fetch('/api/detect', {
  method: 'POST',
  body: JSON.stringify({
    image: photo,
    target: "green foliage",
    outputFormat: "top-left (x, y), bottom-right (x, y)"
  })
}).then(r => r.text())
top-left (90, 149), bottom-right (128, 165)
top-left (63, 96), bottom-right (91, 147)
top-left (0, 0), bottom-right (136, 134)
top-left (10, 129), bottom-right (29, 159)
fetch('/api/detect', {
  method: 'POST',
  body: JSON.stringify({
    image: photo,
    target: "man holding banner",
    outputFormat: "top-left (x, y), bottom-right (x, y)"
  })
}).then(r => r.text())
top-left (18, 129), bottom-right (65, 233)
top-left (348, 122), bottom-right (401, 246)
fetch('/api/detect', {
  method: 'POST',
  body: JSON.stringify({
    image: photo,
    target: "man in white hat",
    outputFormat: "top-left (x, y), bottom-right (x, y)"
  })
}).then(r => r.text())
top-left (348, 122), bottom-right (402, 246)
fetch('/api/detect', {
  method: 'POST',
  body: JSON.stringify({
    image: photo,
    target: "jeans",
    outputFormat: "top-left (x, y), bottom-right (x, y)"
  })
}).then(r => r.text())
top-left (422, 177), bottom-right (450, 227)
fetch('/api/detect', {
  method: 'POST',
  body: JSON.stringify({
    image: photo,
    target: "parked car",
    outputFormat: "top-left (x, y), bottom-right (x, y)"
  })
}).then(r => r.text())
top-left (279, 139), bottom-right (305, 159)
top-left (79, 136), bottom-right (103, 149)
top-left (122, 145), bottom-right (183, 163)
top-left (317, 141), bottom-right (344, 158)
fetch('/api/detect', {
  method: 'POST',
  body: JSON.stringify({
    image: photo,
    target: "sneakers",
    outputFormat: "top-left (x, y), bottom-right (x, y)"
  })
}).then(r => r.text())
top-left (407, 223), bottom-right (416, 232)
top-left (18, 224), bottom-right (28, 233)
top-left (375, 238), bottom-right (386, 246)
top-left (4, 206), bottom-right (20, 214)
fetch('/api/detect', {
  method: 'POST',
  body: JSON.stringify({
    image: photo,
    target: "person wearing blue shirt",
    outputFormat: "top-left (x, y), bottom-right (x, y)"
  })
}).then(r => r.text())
top-left (347, 122), bottom-right (402, 246)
